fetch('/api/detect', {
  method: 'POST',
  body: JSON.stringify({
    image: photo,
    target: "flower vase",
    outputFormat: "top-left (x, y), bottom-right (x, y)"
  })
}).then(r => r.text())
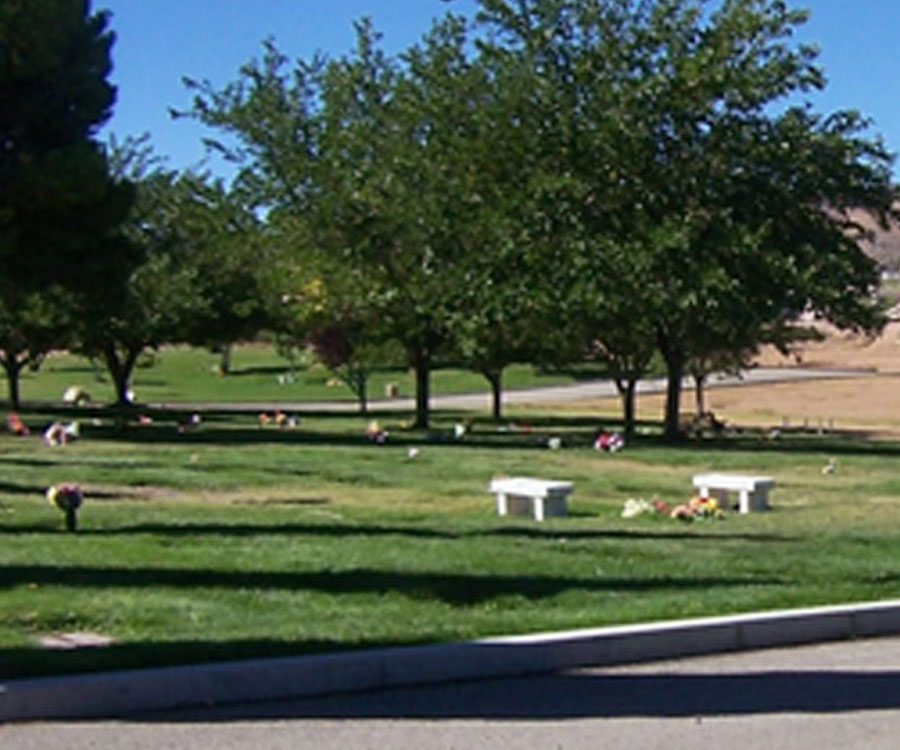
top-left (65, 506), bottom-right (78, 532)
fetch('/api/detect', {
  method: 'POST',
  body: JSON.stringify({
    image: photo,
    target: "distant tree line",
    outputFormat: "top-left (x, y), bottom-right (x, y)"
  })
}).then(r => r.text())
top-left (1, 0), bottom-right (896, 440)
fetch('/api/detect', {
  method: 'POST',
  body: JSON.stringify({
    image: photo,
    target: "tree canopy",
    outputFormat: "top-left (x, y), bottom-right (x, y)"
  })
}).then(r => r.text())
top-left (169, 0), bottom-right (897, 433)
top-left (475, 0), bottom-right (895, 437)
top-left (0, 0), bottom-right (137, 407)
top-left (0, 0), bottom-right (134, 287)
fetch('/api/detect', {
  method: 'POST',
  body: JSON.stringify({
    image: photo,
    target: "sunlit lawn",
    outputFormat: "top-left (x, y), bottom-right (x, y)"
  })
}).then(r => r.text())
top-left (3, 406), bottom-right (900, 679)
top-left (11, 345), bottom-right (607, 406)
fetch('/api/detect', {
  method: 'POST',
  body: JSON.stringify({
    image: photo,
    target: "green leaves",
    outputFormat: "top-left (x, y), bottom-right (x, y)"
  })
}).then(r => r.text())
top-left (0, 0), bottom-right (137, 405)
top-left (182, 0), bottom-right (894, 436)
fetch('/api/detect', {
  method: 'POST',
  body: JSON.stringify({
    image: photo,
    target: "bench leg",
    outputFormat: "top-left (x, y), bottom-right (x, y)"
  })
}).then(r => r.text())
top-left (496, 492), bottom-right (508, 516)
top-left (749, 488), bottom-right (769, 511)
top-left (544, 491), bottom-right (570, 519)
top-left (738, 489), bottom-right (750, 514)
top-left (534, 496), bottom-right (545, 522)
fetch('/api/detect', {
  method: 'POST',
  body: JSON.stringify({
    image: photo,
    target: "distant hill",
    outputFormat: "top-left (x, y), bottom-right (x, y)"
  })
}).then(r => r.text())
top-left (846, 205), bottom-right (900, 271)
top-left (755, 319), bottom-right (900, 371)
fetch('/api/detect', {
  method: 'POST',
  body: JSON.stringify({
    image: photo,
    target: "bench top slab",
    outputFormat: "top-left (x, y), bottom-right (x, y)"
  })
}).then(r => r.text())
top-left (692, 473), bottom-right (775, 490)
top-left (489, 477), bottom-right (574, 497)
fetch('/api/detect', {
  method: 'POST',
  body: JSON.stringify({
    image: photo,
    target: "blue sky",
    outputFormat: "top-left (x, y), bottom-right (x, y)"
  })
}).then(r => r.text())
top-left (97, 0), bottom-right (900, 178)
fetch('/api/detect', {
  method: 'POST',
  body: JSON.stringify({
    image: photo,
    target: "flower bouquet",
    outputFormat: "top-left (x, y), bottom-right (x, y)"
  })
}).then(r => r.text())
top-left (670, 496), bottom-right (723, 522)
top-left (621, 497), bottom-right (671, 519)
top-left (621, 497), bottom-right (654, 518)
top-left (46, 483), bottom-right (83, 532)
top-left (621, 495), bottom-right (724, 522)
top-left (594, 430), bottom-right (625, 452)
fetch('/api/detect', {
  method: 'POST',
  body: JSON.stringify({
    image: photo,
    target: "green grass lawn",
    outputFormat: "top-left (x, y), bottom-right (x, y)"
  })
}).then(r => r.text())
top-left (10, 345), bottom-right (605, 406)
top-left (3, 405), bottom-right (900, 679)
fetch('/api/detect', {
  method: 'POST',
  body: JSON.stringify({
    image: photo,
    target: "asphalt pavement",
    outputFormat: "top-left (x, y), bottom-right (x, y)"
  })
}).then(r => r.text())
top-left (7, 635), bottom-right (900, 749)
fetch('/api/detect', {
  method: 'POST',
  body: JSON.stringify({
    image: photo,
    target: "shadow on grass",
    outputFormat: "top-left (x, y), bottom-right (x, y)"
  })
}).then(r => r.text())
top-left (231, 497), bottom-right (330, 507)
top-left (0, 564), bottom-right (784, 606)
top-left (671, 434), bottom-right (900, 457)
top-left (65, 409), bottom-right (900, 456)
top-left (39, 362), bottom-right (97, 374)
top-left (220, 363), bottom-right (399, 378)
top-left (0, 480), bottom-right (49, 496)
top-left (11, 402), bottom-right (900, 457)
top-left (0, 519), bottom-right (797, 544)
top-left (57, 425), bottom-right (584, 450)
top-left (0, 636), bottom-right (410, 681)
top-left (474, 526), bottom-right (798, 543)
top-left (0, 455), bottom-right (58, 468)
top-left (0, 522), bottom-right (461, 540)
top-left (220, 364), bottom-right (302, 377)
top-left (0, 455), bottom-right (161, 470)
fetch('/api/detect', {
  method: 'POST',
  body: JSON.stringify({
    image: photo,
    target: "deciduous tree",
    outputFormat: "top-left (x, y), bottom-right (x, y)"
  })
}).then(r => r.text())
top-left (74, 140), bottom-right (202, 405)
top-left (478, 0), bottom-right (895, 439)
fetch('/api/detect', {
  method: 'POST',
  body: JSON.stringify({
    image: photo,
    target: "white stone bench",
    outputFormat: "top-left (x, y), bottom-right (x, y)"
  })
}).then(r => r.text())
top-left (489, 477), bottom-right (573, 521)
top-left (692, 472), bottom-right (775, 514)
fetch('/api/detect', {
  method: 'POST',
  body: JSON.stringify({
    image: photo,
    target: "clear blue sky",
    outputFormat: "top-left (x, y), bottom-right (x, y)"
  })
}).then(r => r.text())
top-left (97, 0), bottom-right (900, 178)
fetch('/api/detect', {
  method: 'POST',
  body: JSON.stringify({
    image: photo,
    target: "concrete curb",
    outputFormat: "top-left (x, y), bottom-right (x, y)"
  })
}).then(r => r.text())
top-left (5, 598), bottom-right (900, 722)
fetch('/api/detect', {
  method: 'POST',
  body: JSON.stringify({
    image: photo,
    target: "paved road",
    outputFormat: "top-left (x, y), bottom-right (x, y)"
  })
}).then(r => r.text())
top-left (7, 635), bottom-right (900, 749)
top-left (150, 365), bottom-right (872, 413)
top-left (429, 366), bottom-right (871, 411)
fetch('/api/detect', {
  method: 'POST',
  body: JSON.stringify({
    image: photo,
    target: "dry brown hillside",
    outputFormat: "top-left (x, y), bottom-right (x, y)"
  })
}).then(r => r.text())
top-left (755, 321), bottom-right (900, 372)
top-left (695, 322), bottom-right (900, 434)
top-left (848, 205), bottom-right (900, 271)
top-left (564, 324), bottom-right (900, 436)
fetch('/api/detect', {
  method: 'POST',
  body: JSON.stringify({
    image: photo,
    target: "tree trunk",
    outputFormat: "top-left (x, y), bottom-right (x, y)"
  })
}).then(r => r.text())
top-left (411, 346), bottom-right (431, 429)
top-left (694, 372), bottom-right (706, 416)
top-left (219, 344), bottom-right (233, 375)
top-left (483, 368), bottom-right (503, 421)
top-left (662, 349), bottom-right (685, 441)
top-left (615, 378), bottom-right (638, 439)
top-left (104, 345), bottom-right (142, 406)
top-left (353, 369), bottom-right (368, 414)
top-left (1, 352), bottom-right (24, 411)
